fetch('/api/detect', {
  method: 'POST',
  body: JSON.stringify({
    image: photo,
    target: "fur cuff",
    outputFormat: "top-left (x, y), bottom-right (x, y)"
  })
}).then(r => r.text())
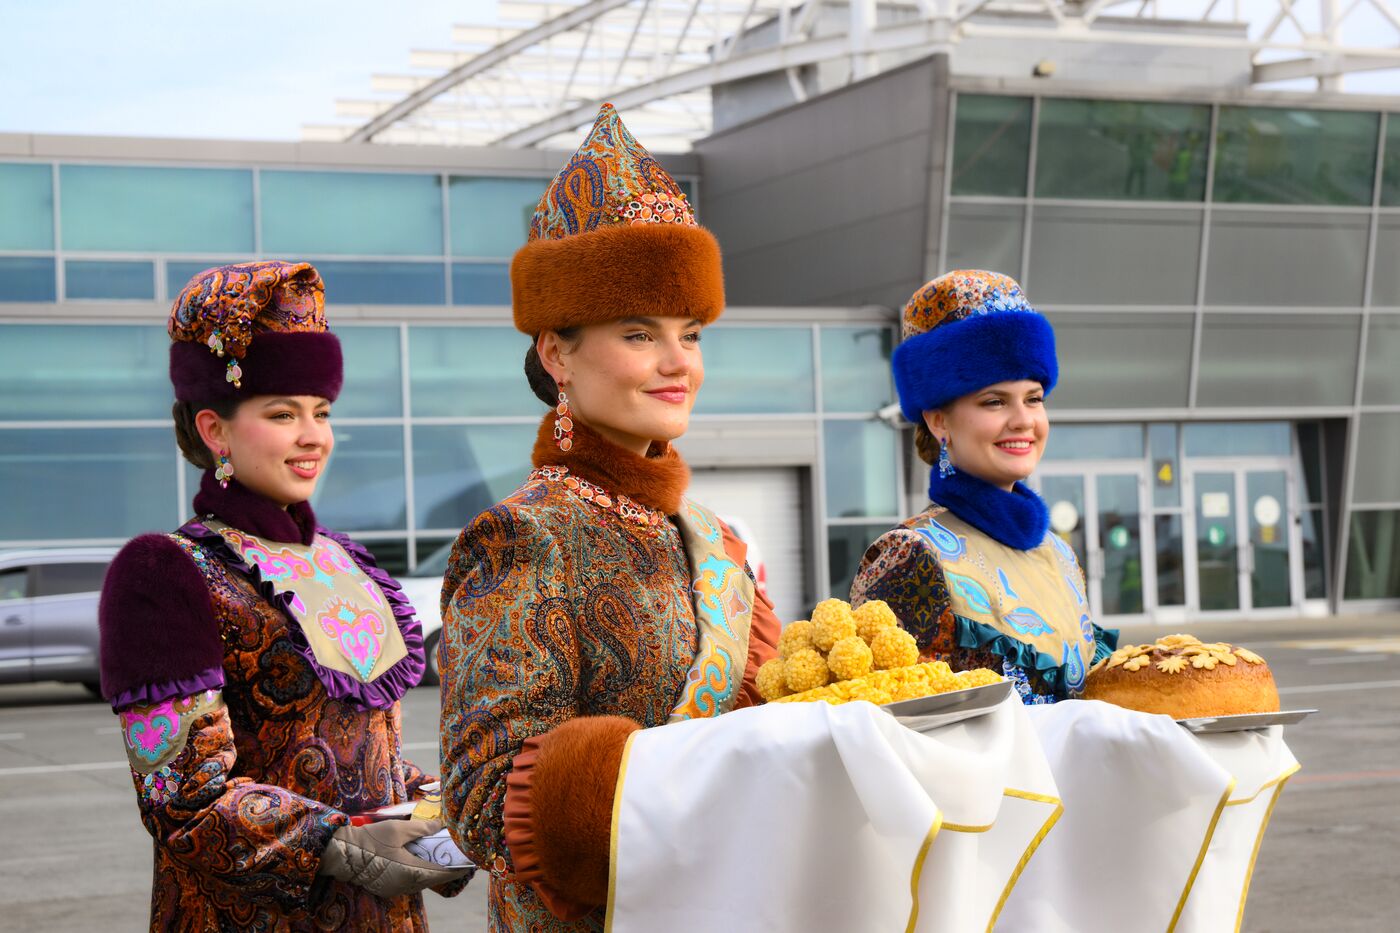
top-left (502, 715), bottom-right (641, 919)
top-left (511, 223), bottom-right (724, 335)
top-left (892, 311), bottom-right (1057, 421)
top-left (171, 331), bottom-right (343, 404)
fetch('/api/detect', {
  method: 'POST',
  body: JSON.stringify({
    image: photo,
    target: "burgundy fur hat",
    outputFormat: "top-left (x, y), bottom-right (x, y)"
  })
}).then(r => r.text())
top-left (168, 261), bottom-right (343, 403)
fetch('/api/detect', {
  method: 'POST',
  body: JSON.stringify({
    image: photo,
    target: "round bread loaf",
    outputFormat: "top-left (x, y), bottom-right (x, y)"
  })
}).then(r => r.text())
top-left (1082, 634), bottom-right (1278, 719)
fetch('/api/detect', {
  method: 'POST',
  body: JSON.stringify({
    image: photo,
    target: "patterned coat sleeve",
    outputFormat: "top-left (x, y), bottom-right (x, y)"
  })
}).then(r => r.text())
top-left (849, 528), bottom-right (956, 657)
top-left (438, 503), bottom-right (581, 871)
top-left (99, 536), bottom-right (348, 911)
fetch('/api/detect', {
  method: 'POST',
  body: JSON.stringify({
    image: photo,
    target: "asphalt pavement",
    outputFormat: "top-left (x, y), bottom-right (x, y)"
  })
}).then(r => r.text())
top-left (1, 614), bottom-right (1396, 932)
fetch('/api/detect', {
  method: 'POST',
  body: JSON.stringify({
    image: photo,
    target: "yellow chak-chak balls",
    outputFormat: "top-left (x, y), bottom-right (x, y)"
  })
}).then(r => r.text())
top-left (811, 598), bottom-right (857, 652)
top-left (827, 635), bottom-right (874, 681)
top-left (756, 657), bottom-right (790, 702)
top-left (778, 620), bottom-right (816, 660)
top-left (870, 626), bottom-right (920, 670)
top-left (852, 600), bottom-right (898, 644)
top-left (783, 647), bottom-right (831, 693)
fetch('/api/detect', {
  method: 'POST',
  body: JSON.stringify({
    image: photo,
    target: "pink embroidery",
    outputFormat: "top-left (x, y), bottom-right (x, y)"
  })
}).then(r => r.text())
top-left (318, 597), bottom-right (388, 680)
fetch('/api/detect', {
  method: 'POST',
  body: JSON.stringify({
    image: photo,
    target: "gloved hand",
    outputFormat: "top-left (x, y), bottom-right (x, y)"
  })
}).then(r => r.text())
top-left (319, 819), bottom-right (472, 899)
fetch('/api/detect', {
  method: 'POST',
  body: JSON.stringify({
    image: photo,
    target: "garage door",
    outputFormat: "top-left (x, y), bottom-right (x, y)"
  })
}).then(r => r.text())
top-left (685, 467), bottom-right (807, 625)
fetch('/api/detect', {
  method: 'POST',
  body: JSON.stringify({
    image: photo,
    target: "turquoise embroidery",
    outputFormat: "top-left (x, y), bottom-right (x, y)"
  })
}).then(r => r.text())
top-left (997, 568), bottom-right (1020, 600)
top-left (1062, 639), bottom-right (1086, 692)
top-left (946, 571), bottom-right (993, 613)
top-left (694, 553), bottom-right (743, 638)
top-left (918, 519), bottom-right (966, 562)
top-left (1004, 607), bottom-right (1054, 637)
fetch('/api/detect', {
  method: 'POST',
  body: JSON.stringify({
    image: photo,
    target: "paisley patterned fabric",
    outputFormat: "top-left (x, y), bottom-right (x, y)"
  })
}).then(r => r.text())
top-left (108, 525), bottom-right (442, 931)
top-left (440, 467), bottom-right (768, 932)
top-left (851, 504), bottom-right (1115, 702)
top-left (528, 103), bottom-right (696, 242)
top-left (900, 269), bottom-right (1034, 340)
top-left (168, 261), bottom-right (326, 362)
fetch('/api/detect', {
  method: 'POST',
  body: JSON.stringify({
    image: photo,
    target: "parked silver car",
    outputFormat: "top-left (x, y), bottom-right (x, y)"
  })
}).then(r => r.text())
top-left (0, 547), bottom-right (116, 695)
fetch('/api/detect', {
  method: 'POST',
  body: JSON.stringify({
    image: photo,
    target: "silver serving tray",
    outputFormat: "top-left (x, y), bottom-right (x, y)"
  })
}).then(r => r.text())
top-left (882, 680), bottom-right (1013, 733)
top-left (1176, 709), bottom-right (1317, 734)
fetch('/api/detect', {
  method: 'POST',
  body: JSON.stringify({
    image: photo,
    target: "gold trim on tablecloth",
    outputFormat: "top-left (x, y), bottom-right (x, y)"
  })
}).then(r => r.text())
top-left (603, 730), bottom-right (641, 933)
top-left (904, 811), bottom-right (945, 933)
top-left (986, 788), bottom-right (1065, 933)
top-left (1166, 778), bottom-right (1237, 932)
top-left (1232, 765), bottom-right (1301, 932)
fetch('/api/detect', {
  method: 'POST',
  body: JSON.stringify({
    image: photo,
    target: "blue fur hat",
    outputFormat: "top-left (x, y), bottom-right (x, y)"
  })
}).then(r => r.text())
top-left (892, 270), bottom-right (1057, 422)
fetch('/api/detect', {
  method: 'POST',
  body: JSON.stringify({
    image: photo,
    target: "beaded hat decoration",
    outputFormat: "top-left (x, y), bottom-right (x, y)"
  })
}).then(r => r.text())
top-left (892, 269), bottom-right (1058, 422)
top-left (510, 103), bottom-right (725, 336)
top-left (168, 261), bottom-right (342, 404)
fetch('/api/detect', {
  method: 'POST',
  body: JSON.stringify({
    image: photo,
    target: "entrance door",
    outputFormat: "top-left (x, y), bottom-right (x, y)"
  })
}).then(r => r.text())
top-left (1187, 463), bottom-right (1296, 614)
top-left (1038, 467), bottom-right (1150, 621)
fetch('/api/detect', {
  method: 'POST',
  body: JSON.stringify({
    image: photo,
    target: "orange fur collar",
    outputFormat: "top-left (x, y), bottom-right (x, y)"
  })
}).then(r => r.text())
top-left (531, 413), bottom-right (690, 515)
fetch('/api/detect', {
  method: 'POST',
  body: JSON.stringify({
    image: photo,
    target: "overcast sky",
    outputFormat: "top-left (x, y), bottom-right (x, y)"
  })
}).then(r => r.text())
top-left (2, 0), bottom-right (1398, 143)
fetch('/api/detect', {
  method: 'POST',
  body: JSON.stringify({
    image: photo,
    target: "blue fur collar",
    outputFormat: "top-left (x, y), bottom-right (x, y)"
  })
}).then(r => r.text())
top-left (927, 468), bottom-right (1049, 551)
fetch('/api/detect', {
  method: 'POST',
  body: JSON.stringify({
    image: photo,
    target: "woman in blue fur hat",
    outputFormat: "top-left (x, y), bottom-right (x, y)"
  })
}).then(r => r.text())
top-left (850, 270), bottom-right (1117, 703)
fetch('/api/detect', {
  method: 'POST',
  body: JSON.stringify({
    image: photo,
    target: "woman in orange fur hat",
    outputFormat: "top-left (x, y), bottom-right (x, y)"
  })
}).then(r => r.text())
top-left (437, 105), bottom-right (781, 931)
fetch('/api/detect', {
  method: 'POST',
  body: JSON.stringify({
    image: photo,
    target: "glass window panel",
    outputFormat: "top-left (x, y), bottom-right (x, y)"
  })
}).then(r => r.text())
top-left (1382, 115), bottom-right (1400, 206)
top-left (828, 523), bottom-right (889, 604)
top-left (944, 203), bottom-right (1023, 278)
top-left (1041, 475), bottom-right (1087, 570)
top-left (412, 424), bottom-right (536, 530)
top-left (824, 420), bottom-right (898, 518)
top-left (1041, 424), bottom-right (1143, 461)
top-left (315, 261), bottom-right (445, 305)
top-left (1196, 313), bottom-right (1360, 407)
top-left (451, 262), bottom-right (511, 305)
top-left (1028, 207), bottom-right (1201, 305)
top-left (449, 177), bottom-right (545, 257)
top-left (333, 326), bottom-right (402, 417)
top-left (1149, 422), bottom-right (1180, 508)
top-left (260, 170), bottom-right (443, 256)
top-left (349, 538), bottom-right (409, 577)
top-left (1352, 413), bottom-right (1400, 504)
top-left (1344, 509), bottom-right (1400, 599)
top-left (1044, 312), bottom-right (1193, 409)
top-left (1036, 99), bottom-right (1210, 201)
top-left (1205, 209), bottom-right (1368, 307)
top-left (1296, 421), bottom-right (1324, 505)
top-left (693, 326), bottom-right (815, 414)
top-left (951, 95), bottom-right (1032, 196)
top-left (64, 260), bottom-right (154, 300)
top-left (32, 562), bottom-right (109, 598)
top-left (1364, 314), bottom-right (1400, 404)
top-left (0, 257), bottom-right (56, 302)
top-left (59, 165), bottom-right (253, 252)
top-left (409, 326), bottom-right (541, 418)
top-left (0, 567), bottom-right (28, 600)
top-left (1214, 106), bottom-right (1379, 206)
top-left (311, 425), bottom-right (405, 531)
top-left (0, 325), bottom-right (169, 420)
top-left (820, 325), bottom-right (895, 412)
top-left (1155, 513), bottom-right (1185, 606)
top-left (414, 537), bottom-right (456, 575)
top-left (1302, 506), bottom-right (1326, 600)
top-left (1183, 422), bottom-right (1292, 457)
top-left (0, 428), bottom-right (176, 539)
top-left (0, 163), bottom-right (54, 250)
top-left (1372, 218), bottom-right (1400, 307)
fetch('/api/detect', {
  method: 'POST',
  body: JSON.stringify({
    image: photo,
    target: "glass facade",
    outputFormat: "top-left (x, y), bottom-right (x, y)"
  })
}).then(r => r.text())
top-left (1035, 99), bottom-right (1210, 201)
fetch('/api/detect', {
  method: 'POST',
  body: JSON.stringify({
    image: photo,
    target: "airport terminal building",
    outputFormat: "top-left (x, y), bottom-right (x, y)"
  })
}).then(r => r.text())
top-left (3, 9), bottom-right (1400, 625)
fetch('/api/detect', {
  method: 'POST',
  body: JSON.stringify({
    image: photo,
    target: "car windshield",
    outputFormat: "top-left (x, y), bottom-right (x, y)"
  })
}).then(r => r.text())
top-left (414, 542), bottom-right (454, 578)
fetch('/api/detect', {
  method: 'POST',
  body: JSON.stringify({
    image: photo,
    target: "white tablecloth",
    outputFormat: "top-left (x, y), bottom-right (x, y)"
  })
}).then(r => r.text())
top-left (606, 693), bottom-right (1061, 933)
top-left (997, 700), bottom-right (1299, 933)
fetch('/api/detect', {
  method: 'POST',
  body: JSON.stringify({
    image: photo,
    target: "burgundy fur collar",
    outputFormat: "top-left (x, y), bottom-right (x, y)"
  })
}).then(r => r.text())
top-left (191, 471), bottom-right (318, 545)
top-left (531, 413), bottom-right (691, 515)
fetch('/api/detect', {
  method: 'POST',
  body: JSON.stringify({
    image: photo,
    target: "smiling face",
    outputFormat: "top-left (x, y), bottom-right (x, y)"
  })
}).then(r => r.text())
top-left (195, 395), bottom-right (334, 507)
top-left (538, 316), bottom-right (705, 456)
top-left (924, 379), bottom-right (1049, 491)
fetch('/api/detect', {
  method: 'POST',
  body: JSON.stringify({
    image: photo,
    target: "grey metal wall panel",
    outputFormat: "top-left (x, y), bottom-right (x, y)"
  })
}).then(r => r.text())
top-left (697, 57), bottom-right (946, 308)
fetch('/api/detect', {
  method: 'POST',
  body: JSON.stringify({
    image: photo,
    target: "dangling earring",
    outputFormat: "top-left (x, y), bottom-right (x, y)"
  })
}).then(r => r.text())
top-left (938, 436), bottom-right (956, 479)
top-left (215, 449), bottom-right (234, 489)
top-left (554, 390), bottom-right (574, 452)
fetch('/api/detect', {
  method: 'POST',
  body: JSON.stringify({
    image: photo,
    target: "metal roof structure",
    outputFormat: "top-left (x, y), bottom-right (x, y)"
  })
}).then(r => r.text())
top-left (305, 0), bottom-right (1400, 150)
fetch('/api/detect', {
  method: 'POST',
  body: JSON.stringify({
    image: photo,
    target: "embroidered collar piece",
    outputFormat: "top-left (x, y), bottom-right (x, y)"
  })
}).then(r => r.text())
top-left (530, 465), bottom-right (667, 527)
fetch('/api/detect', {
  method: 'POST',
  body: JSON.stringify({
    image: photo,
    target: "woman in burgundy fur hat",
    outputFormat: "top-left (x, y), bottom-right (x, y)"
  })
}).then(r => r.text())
top-left (438, 105), bottom-right (781, 932)
top-left (98, 261), bottom-right (469, 932)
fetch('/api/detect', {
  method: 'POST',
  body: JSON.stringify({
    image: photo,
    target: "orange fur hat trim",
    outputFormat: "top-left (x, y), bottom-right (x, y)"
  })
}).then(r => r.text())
top-left (510, 103), bottom-right (725, 335)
